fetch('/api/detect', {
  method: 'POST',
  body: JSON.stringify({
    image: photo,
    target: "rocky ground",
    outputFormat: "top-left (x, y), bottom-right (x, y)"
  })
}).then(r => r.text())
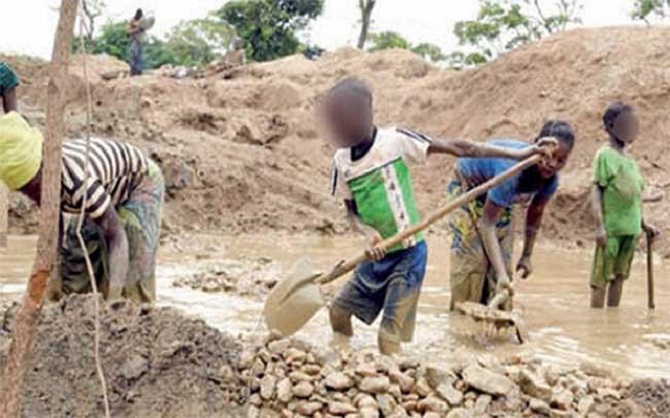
top-left (2, 295), bottom-right (668, 418)
top-left (172, 256), bottom-right (280, 297)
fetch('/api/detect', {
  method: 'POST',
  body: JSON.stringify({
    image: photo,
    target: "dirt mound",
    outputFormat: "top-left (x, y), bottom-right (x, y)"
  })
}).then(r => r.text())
top-left (0, 295), bottom-right (246, 417)
top-left (627, 379), bottom-right (670, 418)
top-left (3, 27), bottom-right (670, 254)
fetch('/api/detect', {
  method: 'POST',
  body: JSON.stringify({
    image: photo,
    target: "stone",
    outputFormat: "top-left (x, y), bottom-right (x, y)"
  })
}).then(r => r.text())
top-left (290, 371), bottom-right (314, 382)
top-left (414, 378), bottom-right (432, 397)
top-left (268, 339), bottom-right (291, 354)
top-left (249, 394), bottom-right (263, 406)
top-left (296, 401), bottom-right (323, 416)
top-left (446, 408), bottom-right (471, 418)
top-left (417, 395), bottom-right (448, 414)
top-left (360, 407), bottom-right (380, 418)
top-left (292, 381), bottom-right (314, 398)
top-left (519, 369), bottom-right (553, 402)
top-left (376, 394), bottom-right (397, 416)
top-left (276, 378), bottom-right (292, 403)
top-left (285, 348), bottom-right (308, 364)
top-left (303, 365), bottom-right (322, 375)
top-left (423, 413), bottom-right (441, 418)
top-left (580, 362), bottom-right (612, 379)
top-left (356, 394), bottom-right (378, 409)
top-left (120, 355), bottom-right (149, 380)
top-left (388, 406), bottom-right (409, 418)
top-left (260, 375), bottom-right (277, 400)
top-left (389, 385), bottom-right (402, 399)
top-left (597, 388), bottom-right (621, 400)
top-left (551, 389), bottom-right (574, 411)
top-left (328, 401), bottom-right (357, 415)
top-left (462, 365), bottom-right (514, 397)
top-left (425, 367), bottom-right (455, 389)
top-left (359, 376), bottom-right (391, 394)
top-left (530, 398), bottom-right (551, 415)
top-left (402, 400), bottom-right (417, 412)
top-left (356, 362), bottom-right (379, 377)
top-left (578, 396), bottom-right (596, 415)
top-left (435, 382), bottom-right (463, 406)
top-left (325, 372), bottom-right (353, 390)
top-left (389, 369), bottom-right (415, 393)
top-left (475, 395), bottom-right (492, 415)
top-left (252, 358), bottom-right (266, 377)
top-left (248, 405), bottom-right (261, 418)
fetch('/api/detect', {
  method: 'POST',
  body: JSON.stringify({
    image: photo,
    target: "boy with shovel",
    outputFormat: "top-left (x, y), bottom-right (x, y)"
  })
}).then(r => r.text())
top-left (590, 102), bottom-right (660, 308)
top-left (323, 77), bottom-right (553, 355)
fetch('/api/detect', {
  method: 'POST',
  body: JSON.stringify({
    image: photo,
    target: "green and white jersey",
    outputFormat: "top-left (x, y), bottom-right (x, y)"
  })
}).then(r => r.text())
top-left (331, 127), bottom-right (432, 253)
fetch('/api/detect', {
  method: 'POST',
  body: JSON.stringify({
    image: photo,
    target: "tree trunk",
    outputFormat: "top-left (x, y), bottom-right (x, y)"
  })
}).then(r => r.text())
top-left (0, 0), bottom-right (77, 416)
top-left (356, 0), bottom-right (376, 49)
top-left (0, 184), bottom-right (7, 248)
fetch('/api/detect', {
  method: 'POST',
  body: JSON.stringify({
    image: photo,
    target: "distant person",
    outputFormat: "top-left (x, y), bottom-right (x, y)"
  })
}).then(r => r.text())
top-left (590, 102), bottom-right (660, 308)
top-left (322, 77), bottom-right (553, 355)
top-left (206, 38), bottom-right (247, 76)
top-left (0, 112), bottom-right (165, 304)
top-left (127, 8), bottom-right (155, 76)
top-left (0, 62), bottom-right (19, 113)
top-left (448, 121), bottom-right (575, 311)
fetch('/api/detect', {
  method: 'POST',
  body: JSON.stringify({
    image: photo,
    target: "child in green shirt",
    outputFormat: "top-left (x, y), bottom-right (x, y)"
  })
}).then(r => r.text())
top-left (322, 77), bottom-right (553, 354)
top-left (591, 102), bottom-right (660, 308)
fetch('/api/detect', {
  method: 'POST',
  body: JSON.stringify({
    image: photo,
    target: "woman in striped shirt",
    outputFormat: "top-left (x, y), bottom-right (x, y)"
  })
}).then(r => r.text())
top-left (0, 112), bottom-right (164, 303)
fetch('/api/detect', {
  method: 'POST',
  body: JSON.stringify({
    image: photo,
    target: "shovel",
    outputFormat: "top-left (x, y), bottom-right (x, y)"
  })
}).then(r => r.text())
top-left (264, 154), bottom-right (544, 337)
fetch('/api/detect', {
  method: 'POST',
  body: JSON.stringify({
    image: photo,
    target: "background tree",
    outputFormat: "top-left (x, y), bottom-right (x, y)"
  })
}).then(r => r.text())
top-left (163, 18), bottom-right (235, 67)
top-left (632, 0), bottom-right (670, 23)
top-left (81, 0), bottom-right (106, 45)
top-left (357, 0), bottom-right (377, 49)
top-left (411, 42), bottom-right (446, 63)
top-left (451, 0), bottom-right (582, 67)
top-left (218, 0), bottom-right (324, 62)
top-left (367, 31), bottom-right (410, 52)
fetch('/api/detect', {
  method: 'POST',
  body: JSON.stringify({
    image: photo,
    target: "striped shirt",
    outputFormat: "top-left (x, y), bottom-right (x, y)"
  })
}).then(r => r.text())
top-left (61, 138), bottom-right (149, 219)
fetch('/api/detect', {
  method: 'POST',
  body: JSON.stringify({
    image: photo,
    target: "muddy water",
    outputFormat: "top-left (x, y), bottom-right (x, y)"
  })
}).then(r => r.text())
top-left (2, 233), bottom-right (670, 378)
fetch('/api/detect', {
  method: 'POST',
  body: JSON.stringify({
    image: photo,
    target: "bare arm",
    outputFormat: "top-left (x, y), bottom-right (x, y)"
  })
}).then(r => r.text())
top-left (477, 199), bottom-right (511, 291)
top-left (2, 86), bottom-right (18, 113)
top-left (93, 207), bottom-right (129, 300)
top-left (345, 199), bottom-right (385, 261)
top-left (428, 138), bottom-right (547, 160)
top-left (516, 198), bottom-right (549, 278)
top-left (592, 185), bottom-right (607, 247)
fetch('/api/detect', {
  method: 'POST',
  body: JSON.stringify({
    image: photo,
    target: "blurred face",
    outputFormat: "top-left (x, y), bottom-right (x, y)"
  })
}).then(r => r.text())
top-left (320, 92), bottom-right (373, 148)
top-left (536, 137), bottom-right (572, 179)
top-left (611, 111), bottom-right (639, 144)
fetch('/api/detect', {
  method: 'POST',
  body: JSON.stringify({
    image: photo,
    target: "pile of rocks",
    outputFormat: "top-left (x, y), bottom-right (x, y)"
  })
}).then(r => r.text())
top-left (240, 337), bottom-right (640, 418)
top-left (173, 257), bottom-right (280, 297)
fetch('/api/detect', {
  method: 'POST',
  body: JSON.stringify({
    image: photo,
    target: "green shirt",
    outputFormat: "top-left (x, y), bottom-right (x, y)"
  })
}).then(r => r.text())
top-left (331, 127), bottom-right (431, 253)
top-left (592, 145), bottom-right (644, 236)
top-left (0, 63), bottom-right (19, 96)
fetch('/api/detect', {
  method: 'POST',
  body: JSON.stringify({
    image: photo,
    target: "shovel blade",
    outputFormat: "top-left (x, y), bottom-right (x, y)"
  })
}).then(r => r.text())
top-left (263, 257), bottom-right (326, 337)
top-left (456, 301), bottom-right (527, 344)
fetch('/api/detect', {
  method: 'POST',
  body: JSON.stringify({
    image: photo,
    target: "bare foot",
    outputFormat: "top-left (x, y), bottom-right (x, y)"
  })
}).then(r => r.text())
top-left (330, 332), bottom-right (352, 354)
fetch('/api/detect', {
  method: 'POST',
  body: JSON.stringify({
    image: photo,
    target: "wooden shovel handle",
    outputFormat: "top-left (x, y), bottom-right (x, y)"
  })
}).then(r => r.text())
top-left (647, 230), bottom-right (655, 310)
top-left (316, 154), bottom-right (543, 285)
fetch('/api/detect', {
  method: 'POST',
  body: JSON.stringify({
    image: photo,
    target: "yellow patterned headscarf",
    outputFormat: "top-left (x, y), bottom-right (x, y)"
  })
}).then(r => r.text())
top-left (0, 112), bottom-right (43, 191)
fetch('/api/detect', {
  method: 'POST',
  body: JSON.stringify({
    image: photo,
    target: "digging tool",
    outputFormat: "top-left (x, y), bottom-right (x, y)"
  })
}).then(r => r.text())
top-left (264, 154), bottom-right (544, 337)
top-left (647, 230), bottom-right (655, 310)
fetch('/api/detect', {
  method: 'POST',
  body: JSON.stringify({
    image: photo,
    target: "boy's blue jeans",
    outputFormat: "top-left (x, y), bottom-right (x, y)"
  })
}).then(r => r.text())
top-left (332, 241), bottom-right (427, 344)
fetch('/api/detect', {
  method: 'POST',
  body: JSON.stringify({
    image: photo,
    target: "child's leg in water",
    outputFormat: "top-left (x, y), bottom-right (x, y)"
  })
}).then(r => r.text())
top-left (607, 275), bottom-right (625, 307)
top-left (591, 286), bottom-right (606, 308)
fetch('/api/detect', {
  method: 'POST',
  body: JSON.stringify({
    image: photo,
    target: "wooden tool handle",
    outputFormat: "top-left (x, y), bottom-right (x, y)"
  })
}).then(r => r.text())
top-left (647, 230), bottom-right (655, 310)
top-left (316, 154), bottom-right (543, 285)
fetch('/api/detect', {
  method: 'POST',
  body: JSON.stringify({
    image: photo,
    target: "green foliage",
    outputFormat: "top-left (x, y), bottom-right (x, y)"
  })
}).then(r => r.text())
top-left (163, 18), bottom-right (235, 67)
top-left (410, 43), bottom-right (446, 63)
top-left (91, 21), bottom-right (130, 61)
top-left (632, 0), bottom-right (670, 22)
top-left (218, 0), bottom-right (324, 62)
top-left (367, 31), bottom-right (411, 51)
top-left (451, 0), bottom-right (582, 67)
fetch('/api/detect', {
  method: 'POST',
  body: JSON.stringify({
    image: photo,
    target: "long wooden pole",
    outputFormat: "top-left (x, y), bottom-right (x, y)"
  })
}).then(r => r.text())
top-left (0, 1), bottom-right (77, 416)
top-left (0, 184), bottom-right (7, 248)
top-left (647, 231), bottom-right (655, 310)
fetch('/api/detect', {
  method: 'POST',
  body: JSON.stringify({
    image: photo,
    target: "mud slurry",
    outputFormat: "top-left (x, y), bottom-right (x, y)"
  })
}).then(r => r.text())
top-left (0, 295), bottom-right (246, 418)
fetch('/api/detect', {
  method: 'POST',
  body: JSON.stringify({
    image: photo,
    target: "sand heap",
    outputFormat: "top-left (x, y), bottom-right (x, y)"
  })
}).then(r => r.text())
top-left (0, 296), bottom-right (246, 418)
top-left (2, 26), bottom-right (669, 254)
